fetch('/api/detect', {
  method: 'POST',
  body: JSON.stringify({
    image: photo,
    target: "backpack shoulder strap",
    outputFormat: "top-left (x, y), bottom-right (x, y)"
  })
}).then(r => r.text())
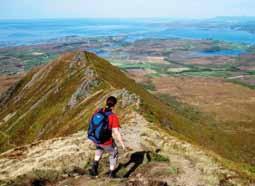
top-left (97, 107), bottom-right (112, 115)
top-left (96, 108), bottom-right (109, 119)
top-left (105, 111), bottom-right (113, 116)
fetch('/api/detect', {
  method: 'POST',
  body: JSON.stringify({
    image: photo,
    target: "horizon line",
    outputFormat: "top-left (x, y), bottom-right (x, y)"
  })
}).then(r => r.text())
top-left (0, 15), bottom-right (255, 21)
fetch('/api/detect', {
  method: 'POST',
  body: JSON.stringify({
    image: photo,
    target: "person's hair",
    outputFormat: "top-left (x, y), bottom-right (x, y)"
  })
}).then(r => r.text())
top-left (106, 96), bottom-right (117, 108)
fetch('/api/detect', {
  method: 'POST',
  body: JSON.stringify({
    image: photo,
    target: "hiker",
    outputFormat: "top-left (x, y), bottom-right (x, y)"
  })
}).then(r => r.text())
top-left (88, 96), bottom-right (126, 178)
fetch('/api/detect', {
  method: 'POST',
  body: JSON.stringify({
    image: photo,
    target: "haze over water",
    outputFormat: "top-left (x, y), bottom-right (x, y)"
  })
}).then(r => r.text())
top-left (1, 18), bottom-right (255, 47)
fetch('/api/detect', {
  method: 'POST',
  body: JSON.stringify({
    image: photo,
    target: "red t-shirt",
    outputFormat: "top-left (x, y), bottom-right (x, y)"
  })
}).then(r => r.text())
top-left (92, 109), bottom-right (120, 146)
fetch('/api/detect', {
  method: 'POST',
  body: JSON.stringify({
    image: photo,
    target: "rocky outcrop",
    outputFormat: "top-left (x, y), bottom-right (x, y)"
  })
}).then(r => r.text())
top-left (97, 89), bottom-right (140, 109)
top-left (67, 68), bottom-right (100, 108)
top-left (0, 51), bottom-right (254, 186)
top-left (0, 132), bottom-right (92, 186)
top-left (0, 112), bottom-right (252, 186)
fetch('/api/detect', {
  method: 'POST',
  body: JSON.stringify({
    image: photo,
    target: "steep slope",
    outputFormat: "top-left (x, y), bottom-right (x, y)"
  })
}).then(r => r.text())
top-left (0, 75), bottom-right (23, 95)
top-left (84, 53), bottom-right (255, 168)
top-left (0, 52), bottom-right (139, 151)
top-left (0, 51), bottom-right (186, 152)
top-left (0, 51), bottom-right (254, 185)
top-left (0, 112), bottom-right (253, 186)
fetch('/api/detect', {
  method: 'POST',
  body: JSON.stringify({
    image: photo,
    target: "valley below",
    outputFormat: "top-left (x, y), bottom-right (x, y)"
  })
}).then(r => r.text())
top-left (1, 20), bottom-right (255, 185)
top-left (0, 51), bottom-right (254, 186)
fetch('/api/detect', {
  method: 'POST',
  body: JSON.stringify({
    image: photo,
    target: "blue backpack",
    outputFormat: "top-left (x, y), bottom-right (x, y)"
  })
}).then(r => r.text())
top-left (87, 108), bottom-right (112, 144)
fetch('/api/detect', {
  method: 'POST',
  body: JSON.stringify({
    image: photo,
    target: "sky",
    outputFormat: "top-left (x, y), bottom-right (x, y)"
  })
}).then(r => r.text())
top-left (0, 0), bottom-right (255, 19)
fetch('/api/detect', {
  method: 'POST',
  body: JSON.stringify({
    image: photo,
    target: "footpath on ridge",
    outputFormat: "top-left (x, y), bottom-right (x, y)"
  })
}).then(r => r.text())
top-left (0, 111), bottom-right (253, 186)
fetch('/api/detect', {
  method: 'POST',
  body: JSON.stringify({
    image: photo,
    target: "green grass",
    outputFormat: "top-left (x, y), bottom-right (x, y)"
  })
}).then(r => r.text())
top-left (140, 82), bottom-right (156, 91)
top-left (0, 52), bottom-right (105, 149)
top-left (167, 167), bottom-right (179, 174)
top-left (1, 51), bottom-right (255, 181)
top-left (24, 54), bottom-right (58, 71)
top-left (158, 94), bottom-right (206, 122)
top-left (179, 70), bottom-right (233, 77)
top-left (110, 59), bottom-right (171, 75)
top-left (154, 93), bottom-right (255, 181)
top-left (247, 70), bottom-right (255, 75)
top-left (151, 153), bottom-right (169, 162)
top-left (88, 52), bottom-right (255, 170)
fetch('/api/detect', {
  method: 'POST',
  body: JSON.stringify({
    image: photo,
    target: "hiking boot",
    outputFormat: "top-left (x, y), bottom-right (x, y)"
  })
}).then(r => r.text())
top-left (89, 161), bottom-right (99, 176)
top-left (108, 170), bottom-right (117, 178)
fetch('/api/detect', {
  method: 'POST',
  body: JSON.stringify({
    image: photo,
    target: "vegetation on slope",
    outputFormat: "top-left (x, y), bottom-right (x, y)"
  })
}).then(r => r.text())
top-left (0, 51), bottom-right (254, 180)
top-left (87, 52), bottom-right (255, 168)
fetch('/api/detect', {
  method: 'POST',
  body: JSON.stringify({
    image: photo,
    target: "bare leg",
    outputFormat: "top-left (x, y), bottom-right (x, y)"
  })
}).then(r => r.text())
top-left (104, 142), bottom-right (118, 171)
top-left (95, 148), bottom-right (104, 161)
top-left (89, 146), bottom-right (104, 176)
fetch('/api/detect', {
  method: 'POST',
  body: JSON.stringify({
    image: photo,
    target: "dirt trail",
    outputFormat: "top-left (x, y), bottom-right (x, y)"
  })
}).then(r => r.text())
top-left (54, 112), bottom-right (252, 186)
top-left (118, 112), bottom-right (247, 186)
top-left (0, 112), bottom-right (253, 186)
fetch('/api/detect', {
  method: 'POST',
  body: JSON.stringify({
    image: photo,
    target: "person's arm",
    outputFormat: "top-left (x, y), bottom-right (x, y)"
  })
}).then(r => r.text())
top-left (112, 128), bottom-right (126, 150)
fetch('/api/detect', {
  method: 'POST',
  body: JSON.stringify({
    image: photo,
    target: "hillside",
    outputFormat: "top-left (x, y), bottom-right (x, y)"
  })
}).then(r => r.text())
top-left (0, 51), bottom-right (254, 185)
top-left (0, 51), bottom-right (190, 152)
top-left (0, 75), bottom-right (23, 95)
top-left (0, 51), bottom-right (163, 151)
top-left (1, 111), bottom-right (253, 186)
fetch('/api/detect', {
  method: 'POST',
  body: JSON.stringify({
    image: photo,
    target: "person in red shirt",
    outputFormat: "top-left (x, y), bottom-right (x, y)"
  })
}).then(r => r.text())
top-left (89, 96), bottom-right (126, 178)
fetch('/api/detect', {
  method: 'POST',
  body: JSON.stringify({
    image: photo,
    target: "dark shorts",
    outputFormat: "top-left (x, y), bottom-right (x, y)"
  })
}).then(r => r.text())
top-left (95, 141), bottom-right (118, 167)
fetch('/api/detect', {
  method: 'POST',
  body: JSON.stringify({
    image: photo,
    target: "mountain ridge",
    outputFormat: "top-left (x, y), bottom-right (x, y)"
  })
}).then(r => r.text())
top-left (0, 51), bottom-right (254, 185)
top-left (1, 109), bottom-right (253, 186)
top-left (0, 50), bottom-right (183, 151)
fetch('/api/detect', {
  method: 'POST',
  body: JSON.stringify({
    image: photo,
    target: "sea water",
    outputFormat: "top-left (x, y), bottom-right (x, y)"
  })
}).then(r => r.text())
top-left (1, 18), bottom-right (255, 48)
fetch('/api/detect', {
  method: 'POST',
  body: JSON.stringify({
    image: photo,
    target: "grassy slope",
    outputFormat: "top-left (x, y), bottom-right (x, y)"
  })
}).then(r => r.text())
top-left (0, 52), bottom-right (111, 151)
top-left (0, 51), bottom-right (254, 180)
top-left (86, 52), bottom-right (255, 178)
